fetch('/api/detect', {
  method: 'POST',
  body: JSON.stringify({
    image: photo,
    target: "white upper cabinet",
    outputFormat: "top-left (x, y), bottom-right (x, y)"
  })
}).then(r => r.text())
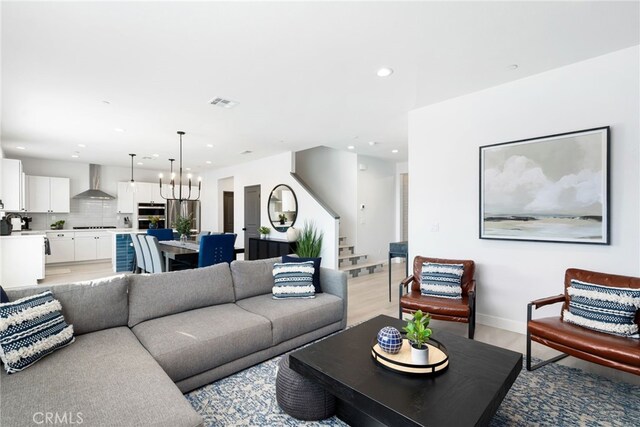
top-left (117, 182), bottom-right (135, 213)
top-left (134, 182), bottom-right (164, 205)
top-left (1, 159), bottom-right (25, 211)
top-left (26, 175), bottom-right (70, 213)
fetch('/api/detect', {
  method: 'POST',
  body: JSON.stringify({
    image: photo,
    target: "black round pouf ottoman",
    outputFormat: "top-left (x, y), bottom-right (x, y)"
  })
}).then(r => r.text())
top-left (276, 355), bottom-right (336, 421)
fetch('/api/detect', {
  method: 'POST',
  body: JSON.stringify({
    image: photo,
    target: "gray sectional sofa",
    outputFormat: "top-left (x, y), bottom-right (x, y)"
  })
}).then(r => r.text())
top-left (1, 257), bottom-right (348, 426)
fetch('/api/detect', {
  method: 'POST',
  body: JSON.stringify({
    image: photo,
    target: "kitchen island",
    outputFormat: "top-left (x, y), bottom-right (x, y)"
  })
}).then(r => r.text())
top-left (0, 233), bottom-right (46, 288)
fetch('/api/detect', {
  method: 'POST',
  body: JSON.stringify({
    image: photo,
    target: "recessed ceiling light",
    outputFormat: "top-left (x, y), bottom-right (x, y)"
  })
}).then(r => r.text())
top-left (152, 153), bottom-right (159, 157)
top-left (15, 146), bottom-right (26, 150)
top-left (186, 167), bottom-right (191, 171)
top-left (114, 128), bottom-right (125, 133)
top-left (78, 144), bottom-right (86, 148)
top-left (71, 154), bottom-right (79, 158)
top-left (240, 150), bottom-right (253, 155)
top-left (101, 100), bottom-right (111, 105)
top-left (347, 145), bottom-right (355, 150)
top-left (508, 64), bottom-right (519, 70)
top-left (391, 149), bottom-right (399, 154)
top-left (206, 161), bottom-right (212, 164)
top-left (368, 141), bottom-right (378, 146)
top-left (206, 144), bottom-right (213, 148)
top-left (377, 67), bottom-right (393, 77)
top-left (137, 162), bottom-right (143, 166)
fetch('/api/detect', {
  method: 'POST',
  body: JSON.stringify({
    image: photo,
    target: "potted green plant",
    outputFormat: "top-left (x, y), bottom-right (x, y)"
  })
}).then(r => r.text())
top-left (295, 221), bottom-right (323, 257)
top-left (173, 215), bottom-right (192, 243)
top-left (258, 226), bottom-right (271, 239)
top-left (50, 220), bottom-right (65, 230)
top-left (148, 216), bottom-right (161, 229)
top-left (278, 213), bottom-right (287, 225)
top-left (403, 310), bottom-right (432, 364)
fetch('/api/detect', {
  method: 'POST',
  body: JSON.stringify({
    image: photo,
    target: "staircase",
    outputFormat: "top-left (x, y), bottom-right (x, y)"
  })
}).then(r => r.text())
top-left (338, 235), bottom-right (385, 278)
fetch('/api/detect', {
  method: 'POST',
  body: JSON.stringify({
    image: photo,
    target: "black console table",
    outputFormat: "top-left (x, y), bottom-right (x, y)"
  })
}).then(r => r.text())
top-left (248, 237), bottom-right (297, 260)
top-left (389, 241), bottom-right (408, 302)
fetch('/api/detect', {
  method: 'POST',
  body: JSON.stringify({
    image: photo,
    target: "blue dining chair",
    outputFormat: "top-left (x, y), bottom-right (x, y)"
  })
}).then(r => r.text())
top-left (198, 234), bottom-right (237, 268)
top-left (147, 228), bottom-right (174, 241)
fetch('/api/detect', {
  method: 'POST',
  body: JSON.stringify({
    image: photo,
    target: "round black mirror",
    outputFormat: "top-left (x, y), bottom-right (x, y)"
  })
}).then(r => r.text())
top-left (268, 184), bottom-right (298, 232)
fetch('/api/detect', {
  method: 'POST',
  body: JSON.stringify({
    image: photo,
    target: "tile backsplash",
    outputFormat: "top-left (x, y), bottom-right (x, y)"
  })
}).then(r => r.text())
top-left (26, 199), bottom-right (120, 230)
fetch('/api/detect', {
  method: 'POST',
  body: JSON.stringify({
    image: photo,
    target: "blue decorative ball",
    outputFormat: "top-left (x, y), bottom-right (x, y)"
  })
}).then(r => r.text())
top-left (377, 326), bottom-right (403, 354)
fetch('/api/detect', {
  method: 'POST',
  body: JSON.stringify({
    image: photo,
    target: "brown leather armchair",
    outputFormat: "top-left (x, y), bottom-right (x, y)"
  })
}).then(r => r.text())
top-left (527, 268), bottom-right (640, 375)
top-left (399, 256), bottom-right (476, 339)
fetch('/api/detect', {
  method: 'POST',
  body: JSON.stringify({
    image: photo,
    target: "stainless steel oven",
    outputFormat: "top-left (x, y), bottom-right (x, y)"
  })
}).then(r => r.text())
top-left (137, 203), bottom-right (166, 230)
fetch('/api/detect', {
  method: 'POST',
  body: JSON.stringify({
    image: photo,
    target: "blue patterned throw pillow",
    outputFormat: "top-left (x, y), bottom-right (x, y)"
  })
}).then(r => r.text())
top-left (563, 280), bottom-right (640, 338)
top-left (0, 291), bottom-right (75, 373)
top-left (272, 261), bottom-right (316, 299)
top-left (420, 262), bottom-right (464, 299)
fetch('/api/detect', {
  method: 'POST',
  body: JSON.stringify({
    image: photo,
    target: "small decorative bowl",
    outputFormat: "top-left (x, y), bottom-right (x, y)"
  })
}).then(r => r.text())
top-left (377, 326), bottom-right (403, 354)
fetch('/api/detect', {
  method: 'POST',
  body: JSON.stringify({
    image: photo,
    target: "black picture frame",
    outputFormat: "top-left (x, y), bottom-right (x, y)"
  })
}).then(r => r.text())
top-left (479, 126), bottom-right (610, 245)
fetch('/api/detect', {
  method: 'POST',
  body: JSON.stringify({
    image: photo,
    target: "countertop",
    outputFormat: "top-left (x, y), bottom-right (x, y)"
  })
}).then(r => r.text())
top-left (5, 228), bottom-right (143, 236)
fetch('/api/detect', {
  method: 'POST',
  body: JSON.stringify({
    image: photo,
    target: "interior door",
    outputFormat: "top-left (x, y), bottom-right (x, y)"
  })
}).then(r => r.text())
top-left (243, 185), bottom-right (260, 251)
top-left (223, 191), bottom-right (234, 233)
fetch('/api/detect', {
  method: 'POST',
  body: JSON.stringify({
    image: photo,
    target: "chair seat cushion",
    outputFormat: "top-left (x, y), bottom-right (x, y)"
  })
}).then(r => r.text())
top-left (400, 290), bottom-right (470, 318)
top-left (529, 317), bottom-right (640, 367)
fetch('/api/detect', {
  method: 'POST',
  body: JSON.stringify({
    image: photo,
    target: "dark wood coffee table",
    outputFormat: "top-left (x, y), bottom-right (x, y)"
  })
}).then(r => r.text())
top-left (289, 314), bottom-right (522, 427)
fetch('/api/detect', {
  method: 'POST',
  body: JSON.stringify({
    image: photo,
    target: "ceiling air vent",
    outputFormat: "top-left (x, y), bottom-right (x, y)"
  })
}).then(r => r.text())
top-left (209, 97), bottom-right (238, 109)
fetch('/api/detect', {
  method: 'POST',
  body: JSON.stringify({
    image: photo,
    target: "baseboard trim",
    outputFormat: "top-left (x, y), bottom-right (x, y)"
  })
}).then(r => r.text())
top-left (477, 313), bottom-right (526, 335)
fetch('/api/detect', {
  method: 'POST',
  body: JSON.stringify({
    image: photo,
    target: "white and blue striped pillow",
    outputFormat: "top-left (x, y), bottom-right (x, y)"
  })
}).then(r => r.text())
top-left (272, 261), bottom-right (316, 299)
top-left (420, 262), bottom-right (464, 299)
top-left (563, 280), bottom-right (640, 338)
top-left (0, 291), bottom-right (75, 373)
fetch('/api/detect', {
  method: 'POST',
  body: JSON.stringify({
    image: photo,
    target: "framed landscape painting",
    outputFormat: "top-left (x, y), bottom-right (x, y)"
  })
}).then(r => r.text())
top-left (479, 127), bottom-right (609, 244)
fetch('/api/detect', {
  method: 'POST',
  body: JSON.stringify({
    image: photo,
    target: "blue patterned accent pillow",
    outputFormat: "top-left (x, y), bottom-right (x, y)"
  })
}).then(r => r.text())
top-left (563, 280), bottom-right (640, 338)
top-left (272, 261), bottom-right (316, 299)
top-left (420, 262), bottom-right (464, 299)
top-left (0, 291), bottom-right (75, 373)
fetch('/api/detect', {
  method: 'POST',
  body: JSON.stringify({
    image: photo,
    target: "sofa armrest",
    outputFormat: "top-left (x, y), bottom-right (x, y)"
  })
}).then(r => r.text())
top-left (320, 267), bottom-right (348, 329)
top-left (530, 294), bottom-right (564, 309)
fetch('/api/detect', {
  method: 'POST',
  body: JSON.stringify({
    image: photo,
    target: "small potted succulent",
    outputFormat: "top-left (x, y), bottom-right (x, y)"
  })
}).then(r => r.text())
top-left (148, 216), bottom-right (161, 229)
top-left (258, 226), bottom-right (271, 239)
top-left (278, 213), bottom-right (287, 225)
top-left (173, 215), bottom-right (192, 244)
top-left (403, 310), bottom-right (432, 364)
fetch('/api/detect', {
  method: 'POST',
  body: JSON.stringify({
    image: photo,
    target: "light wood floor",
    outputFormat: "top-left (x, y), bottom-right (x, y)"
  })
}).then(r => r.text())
top-left (42, 260), bottom-right (639, 385)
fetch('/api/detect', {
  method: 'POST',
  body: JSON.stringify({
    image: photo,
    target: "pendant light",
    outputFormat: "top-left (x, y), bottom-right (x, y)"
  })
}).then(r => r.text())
top-left (159, 131), bottom-right (201, 201)
top-left (128, 153), bottom-right (136, 191)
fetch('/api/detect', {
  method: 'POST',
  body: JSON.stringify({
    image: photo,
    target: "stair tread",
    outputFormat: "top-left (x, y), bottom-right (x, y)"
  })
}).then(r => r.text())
top-left (338, 253), bottom-right (367, 260)
top-left (340, 261), bottom-right (385, 271)
top-left (339, 244), bottom-right (355, 249)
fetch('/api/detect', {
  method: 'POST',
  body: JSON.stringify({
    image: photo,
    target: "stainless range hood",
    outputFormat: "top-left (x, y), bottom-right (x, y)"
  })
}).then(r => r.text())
top-left (72, 164), bottom-right (115, 200)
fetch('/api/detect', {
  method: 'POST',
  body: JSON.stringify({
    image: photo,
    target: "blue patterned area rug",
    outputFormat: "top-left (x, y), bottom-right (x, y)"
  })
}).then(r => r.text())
top-left (186, 354), bottom-right (640, 426)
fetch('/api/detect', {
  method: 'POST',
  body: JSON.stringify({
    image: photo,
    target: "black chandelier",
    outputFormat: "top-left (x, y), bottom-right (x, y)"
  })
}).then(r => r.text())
top-left (159, 131), bottom-right (201, 201)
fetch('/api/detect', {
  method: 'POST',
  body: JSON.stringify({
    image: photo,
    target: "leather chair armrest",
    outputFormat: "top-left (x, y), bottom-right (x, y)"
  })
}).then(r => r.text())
top-left (530, 294), bottom-right (564, 309)
top-left (399, 275), bottom-right (414, 293)
top-left (467, 279), bottom-right (476, 297)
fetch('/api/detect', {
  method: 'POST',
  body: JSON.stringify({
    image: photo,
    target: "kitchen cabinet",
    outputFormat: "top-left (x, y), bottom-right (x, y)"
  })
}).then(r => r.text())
top-left (1, 158), bottom-right (26, 211)
top-left (26, 175), bottom-right (70, 213)
top-left (117, 182), bottom-right (135, 213)
top-left (74, 232), bottom-right (112, 261)
top-left (0, 234), bottom-right (45, 287)
top-left (134, 182), bottom-right (164, 205)
top-left (46, 231), bottom-right (75, 264)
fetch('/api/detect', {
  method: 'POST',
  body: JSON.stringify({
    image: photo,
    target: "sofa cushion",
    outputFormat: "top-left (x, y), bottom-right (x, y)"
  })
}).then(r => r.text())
top-left (420, 262), bottom-right (464, 299)
top-left (282, 255), bottom-right (323, 293)
top-left (272, 261), bottom-right (316, 299)
top-left (128, 263), bottom-right (235, 327)
top-left (5, 275), bottom-right (129, 335)
top-left (0, 291), bottom-right (75, 373)
top-left (236, 293), bottom-right (343, 345)
top-left (132, 303), bottom-right (272, 382)
top-left (0, 327), bottom-right (203, 427)
top-left (230, 257), bottom-right (280, 300)
top-left (563, 279), bottom-right (640, 338)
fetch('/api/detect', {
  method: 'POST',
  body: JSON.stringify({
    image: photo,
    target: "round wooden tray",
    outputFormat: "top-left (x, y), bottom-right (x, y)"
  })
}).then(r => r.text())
top-left (371, 338), bottom-right (449, 375)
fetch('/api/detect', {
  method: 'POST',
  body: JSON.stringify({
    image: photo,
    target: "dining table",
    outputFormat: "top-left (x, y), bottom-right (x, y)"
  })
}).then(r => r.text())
top-left (158, 240), bottom-right (245, 272)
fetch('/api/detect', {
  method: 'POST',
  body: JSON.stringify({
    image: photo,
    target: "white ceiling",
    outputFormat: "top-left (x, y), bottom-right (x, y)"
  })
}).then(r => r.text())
top-left (2, 1), bottom-right (638, 174)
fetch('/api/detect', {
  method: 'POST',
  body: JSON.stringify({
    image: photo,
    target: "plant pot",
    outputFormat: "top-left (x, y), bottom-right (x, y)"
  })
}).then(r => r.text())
top-left (410, 343), bottom-right (429, 365)
top-left (180, 234), bottom-right (188, 244)
top-left (286, 226), bottom-right (298, 242)
top-left (260, 234), bottom-right (269, 239)
top-left (148, 223), bottom-right (158, 229)
top-left (279, 219), bottom-right (285, 225)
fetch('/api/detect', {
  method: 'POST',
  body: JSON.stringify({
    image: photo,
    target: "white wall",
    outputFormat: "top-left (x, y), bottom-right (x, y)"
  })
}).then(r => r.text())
top-left (395, 162), bottom-right (408, 242)
top-left (201, 152), bottom-right (339, 268)
top-left (356, 155), bottom-right (397, 263)
top-left (295, 146), bottom-right (357, 241)
top-left (408, 46), bottom-right (640, 333)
